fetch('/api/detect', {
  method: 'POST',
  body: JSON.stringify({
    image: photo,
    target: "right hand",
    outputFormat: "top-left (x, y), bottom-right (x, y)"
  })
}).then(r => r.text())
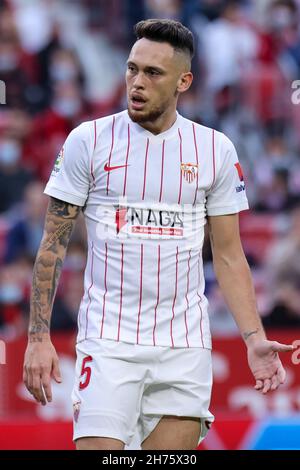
top-left (23, 337), bottom-right (62, 406)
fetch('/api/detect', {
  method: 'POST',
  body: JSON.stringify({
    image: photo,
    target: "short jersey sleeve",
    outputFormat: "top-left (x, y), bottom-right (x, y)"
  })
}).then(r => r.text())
top-left (206, 133), bottom-right (249, 216)
top-left (44, 122), bottom-right (93, 206)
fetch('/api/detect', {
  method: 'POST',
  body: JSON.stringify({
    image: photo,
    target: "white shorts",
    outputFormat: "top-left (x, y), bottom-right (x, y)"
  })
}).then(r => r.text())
top-left (72, 338), bottom-right (214, 447)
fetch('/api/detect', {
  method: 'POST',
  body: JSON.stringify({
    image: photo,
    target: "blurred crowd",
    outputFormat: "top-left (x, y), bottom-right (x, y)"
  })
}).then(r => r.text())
top-left (0, 0), bottom-right (300, 339)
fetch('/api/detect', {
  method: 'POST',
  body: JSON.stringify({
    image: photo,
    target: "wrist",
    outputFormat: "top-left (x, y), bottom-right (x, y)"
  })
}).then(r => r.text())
top-left (243, 327), bottom-right (266, 347)
top-left (28, 331), bottom-right (51, 343)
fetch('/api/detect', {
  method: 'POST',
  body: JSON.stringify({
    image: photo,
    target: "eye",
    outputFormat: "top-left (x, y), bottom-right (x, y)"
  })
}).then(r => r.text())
top-left (127, 65), bottom-right (136, 73)
top-left (148, 70), bottom-right (160, 76)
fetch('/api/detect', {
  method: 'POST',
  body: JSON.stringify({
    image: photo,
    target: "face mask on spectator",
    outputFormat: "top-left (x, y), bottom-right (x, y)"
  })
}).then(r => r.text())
top-left (50, 64), bottom-right (78, 82)
top-left (0, 52), bottom-right (18, 72)
top-left (270, 7), bottom-right (294, 30)
top-left (0, 140), bottom-right (21, 166)
top-left (0, 283), bottom-right (23, 304)
top-left (52, 98), bottom-right (81, 117)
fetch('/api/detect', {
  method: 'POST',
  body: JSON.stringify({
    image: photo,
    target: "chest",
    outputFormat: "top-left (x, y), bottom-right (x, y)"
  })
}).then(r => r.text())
top-left (91, 131), bottom-right (215, 207)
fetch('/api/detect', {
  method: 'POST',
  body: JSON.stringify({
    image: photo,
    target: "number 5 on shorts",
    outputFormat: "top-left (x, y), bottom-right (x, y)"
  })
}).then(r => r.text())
top-left (79, 355), bottom-right (93, 390)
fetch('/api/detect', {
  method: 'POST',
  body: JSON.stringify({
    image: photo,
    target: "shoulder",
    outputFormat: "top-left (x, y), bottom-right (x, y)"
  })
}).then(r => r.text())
top-left (68, 111), bottom-right (126, 146)
top-left (93, 110), bottom-right (128, 133)
top-left (70, 110), bottom-right (127, 140)
top-left (68, 120), bottom-right (94, 145)
top-left (178, 114), bottom-right (225, 143)
top-left (180, 116), bottom-right (234, 154)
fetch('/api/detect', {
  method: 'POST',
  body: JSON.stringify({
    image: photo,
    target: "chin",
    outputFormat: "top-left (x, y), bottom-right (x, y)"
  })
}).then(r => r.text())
top-left (128, 108), bottom-right (149, 123)
top-left (128, 106), bottom-right (164, 124)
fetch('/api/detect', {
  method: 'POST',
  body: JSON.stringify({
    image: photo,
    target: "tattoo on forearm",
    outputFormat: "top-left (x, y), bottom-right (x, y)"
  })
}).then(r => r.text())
top-left (49, 198), bottom-right (80, 219)
top-left (243, 328), bottom-right (259, 341)
top-left (29, 314), bottom-right (50, 340)
top-left (42, 222), bottom-right (73, 250)
top-left (49, 258), bottom-right (63, 305)
top-left (28, 198), bottom-right (80, 340)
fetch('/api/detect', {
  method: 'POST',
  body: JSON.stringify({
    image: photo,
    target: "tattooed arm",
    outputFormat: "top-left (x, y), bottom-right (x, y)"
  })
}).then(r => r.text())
top-left (23, 197), bottom-right (81, 405)
top-left (207, 214), bottom-right (294, 394)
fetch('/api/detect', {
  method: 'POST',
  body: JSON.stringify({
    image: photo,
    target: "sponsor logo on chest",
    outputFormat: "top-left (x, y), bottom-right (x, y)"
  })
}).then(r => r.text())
top-left (116, 207), bottom-right (184, 237)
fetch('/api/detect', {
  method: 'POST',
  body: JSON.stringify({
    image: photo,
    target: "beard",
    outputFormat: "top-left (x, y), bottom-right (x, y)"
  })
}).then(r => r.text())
top-left (127, 98), bottom-right (173, 124)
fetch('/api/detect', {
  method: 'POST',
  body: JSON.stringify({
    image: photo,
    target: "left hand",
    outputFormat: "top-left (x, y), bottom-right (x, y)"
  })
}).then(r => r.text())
top-left (247, 340), bottom-right (295, 394)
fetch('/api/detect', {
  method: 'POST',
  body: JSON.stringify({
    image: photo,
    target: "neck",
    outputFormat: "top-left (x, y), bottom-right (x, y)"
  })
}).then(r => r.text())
top-left (137, 107), bottom-right (178, 135)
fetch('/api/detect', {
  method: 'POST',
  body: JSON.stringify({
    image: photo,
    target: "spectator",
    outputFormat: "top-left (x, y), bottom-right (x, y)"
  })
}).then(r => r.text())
top-left (4, 181), bottom-right (47, 263)
top-left (0, 257), bottom-right (32, 339)
top-left (30, 80), bottom-right (92, 180)
top-left (254, 167), bottom-right (299, 212)
top-left (263, 277), bottom-right (300, 328)
top-left (264, 202), bottom-right (300, 326)
top-left (51, 272), bottom-right (84, 332)
top-left (0, 136), bottom-right (34, 213)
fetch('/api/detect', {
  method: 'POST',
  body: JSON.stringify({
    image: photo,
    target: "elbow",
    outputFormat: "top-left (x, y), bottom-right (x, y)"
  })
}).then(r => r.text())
top-left (213, 249), bottom-right (249, 273)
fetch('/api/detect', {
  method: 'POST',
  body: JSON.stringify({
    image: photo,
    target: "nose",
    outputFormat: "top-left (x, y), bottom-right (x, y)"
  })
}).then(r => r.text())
top-left (132, 72), bottom-right (145, 89)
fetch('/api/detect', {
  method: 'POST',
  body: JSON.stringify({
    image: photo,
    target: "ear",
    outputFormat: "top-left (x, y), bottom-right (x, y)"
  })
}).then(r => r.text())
top-left (177, 72), bottom-right (193, 94)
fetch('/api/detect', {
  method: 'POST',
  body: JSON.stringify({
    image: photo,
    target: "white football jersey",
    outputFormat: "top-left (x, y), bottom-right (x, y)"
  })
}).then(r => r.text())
top-left (44, 110), bottom-right (248, 348)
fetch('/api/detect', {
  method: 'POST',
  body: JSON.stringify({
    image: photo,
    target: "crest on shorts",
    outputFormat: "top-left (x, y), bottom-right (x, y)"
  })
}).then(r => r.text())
top-left (52, 146), bottom-right (65, 176)
top-left (73, 401), bottom-right (81, 422)
top-left (181, 163), bottom-right (198, 183)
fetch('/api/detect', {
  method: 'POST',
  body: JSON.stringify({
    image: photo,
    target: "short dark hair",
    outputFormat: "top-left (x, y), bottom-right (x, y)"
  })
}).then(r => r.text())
top-left (134, 19), bottom-right (194, 60)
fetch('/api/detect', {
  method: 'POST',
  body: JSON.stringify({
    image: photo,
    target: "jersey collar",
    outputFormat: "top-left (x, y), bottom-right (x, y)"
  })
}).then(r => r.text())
top-left (125, 110), bottom-right (181, 142)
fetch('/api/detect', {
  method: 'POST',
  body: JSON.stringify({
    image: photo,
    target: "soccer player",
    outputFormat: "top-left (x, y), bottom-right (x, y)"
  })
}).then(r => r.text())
top-left (23, 19), bottom-right (294, 450)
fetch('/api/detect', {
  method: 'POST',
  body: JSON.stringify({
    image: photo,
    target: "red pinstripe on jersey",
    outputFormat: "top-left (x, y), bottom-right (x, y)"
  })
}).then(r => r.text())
top-left (136, 244), bottom-right (144, 344)
top-left (85, 241), bottom-right (94, 339)
top-left (117, 243), bottom-right (124, 341)
top-left (184, 249), bottom-right (192, 348)
top-left (142, 138), bottom-right (150, 200)
top-left (90, 120), bottom-right (97, 190)
top-left (159, 140), bottom-right (165, 202)
top-left (177, 129), bottom-right (183, 204)
top-left (170, 246), bottom-right (179, 348)
top-left (192, 123), bottom-right (199, 205)
top-left (100, 242), bottom-right (108, 338)
top-left (122, 123), bottom-right (131, 196)
top-left (152, 245), bottom-right (161, 346)
top-left (197, 252), bottom-right (204, 348)
top-left (208, 129), bottom-right (216, 191)
top-left (106, 115), bottom-right (116, 195)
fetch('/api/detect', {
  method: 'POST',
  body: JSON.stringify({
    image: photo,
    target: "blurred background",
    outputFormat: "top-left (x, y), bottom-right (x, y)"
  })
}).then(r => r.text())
top-left (0, 0), bottom-right (300, 450)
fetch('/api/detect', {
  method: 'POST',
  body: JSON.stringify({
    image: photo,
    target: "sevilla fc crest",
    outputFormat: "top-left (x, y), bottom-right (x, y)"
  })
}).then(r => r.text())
top-left (181, 163), bottom-right (198, 183)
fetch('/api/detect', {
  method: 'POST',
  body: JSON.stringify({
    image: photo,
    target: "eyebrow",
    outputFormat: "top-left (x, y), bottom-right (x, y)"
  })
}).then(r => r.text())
top-left (127, 60), bottom-right (165, 74)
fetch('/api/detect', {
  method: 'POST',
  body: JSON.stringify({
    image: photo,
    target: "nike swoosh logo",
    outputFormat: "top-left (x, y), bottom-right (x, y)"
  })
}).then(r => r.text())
top-left (104, 163), bottom-right (129, 172)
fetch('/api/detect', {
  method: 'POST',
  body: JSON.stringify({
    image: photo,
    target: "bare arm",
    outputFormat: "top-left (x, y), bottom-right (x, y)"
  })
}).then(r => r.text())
top-left (208, 213), bottom-right (294, 393)
top-left (23, 197), bottom-right (81, 404)
top-left (207, 213), bottom-right (264, 342)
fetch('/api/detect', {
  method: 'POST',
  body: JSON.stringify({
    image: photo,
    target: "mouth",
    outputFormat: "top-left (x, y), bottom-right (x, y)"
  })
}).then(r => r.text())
top-left (130, 94), bottom-right (147, 111)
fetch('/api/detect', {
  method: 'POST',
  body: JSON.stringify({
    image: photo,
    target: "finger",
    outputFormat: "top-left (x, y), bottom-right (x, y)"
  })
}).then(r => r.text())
top-left (23, 366), bottom-right (29, 390)
top-left (271, 375), bottom-right (279, 391)
top-left (32, 370), bottom-right (46, 405)
top-left (23, 367), bottom-right (32, 398)
top-left (262, 378), bottom-right (271, 394)
top-left (277, 364), bottom-right (286, 384)
top-left (25, 366), bottom-right (33, 393)
top-left (271, 342), bottom-right (295, 353)
top-left (52, 359), bottom-right (62, 383)
top-left (41, 370), bottom-right (52, 403)
top-left (255, 379), bottom-right (263, 390)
